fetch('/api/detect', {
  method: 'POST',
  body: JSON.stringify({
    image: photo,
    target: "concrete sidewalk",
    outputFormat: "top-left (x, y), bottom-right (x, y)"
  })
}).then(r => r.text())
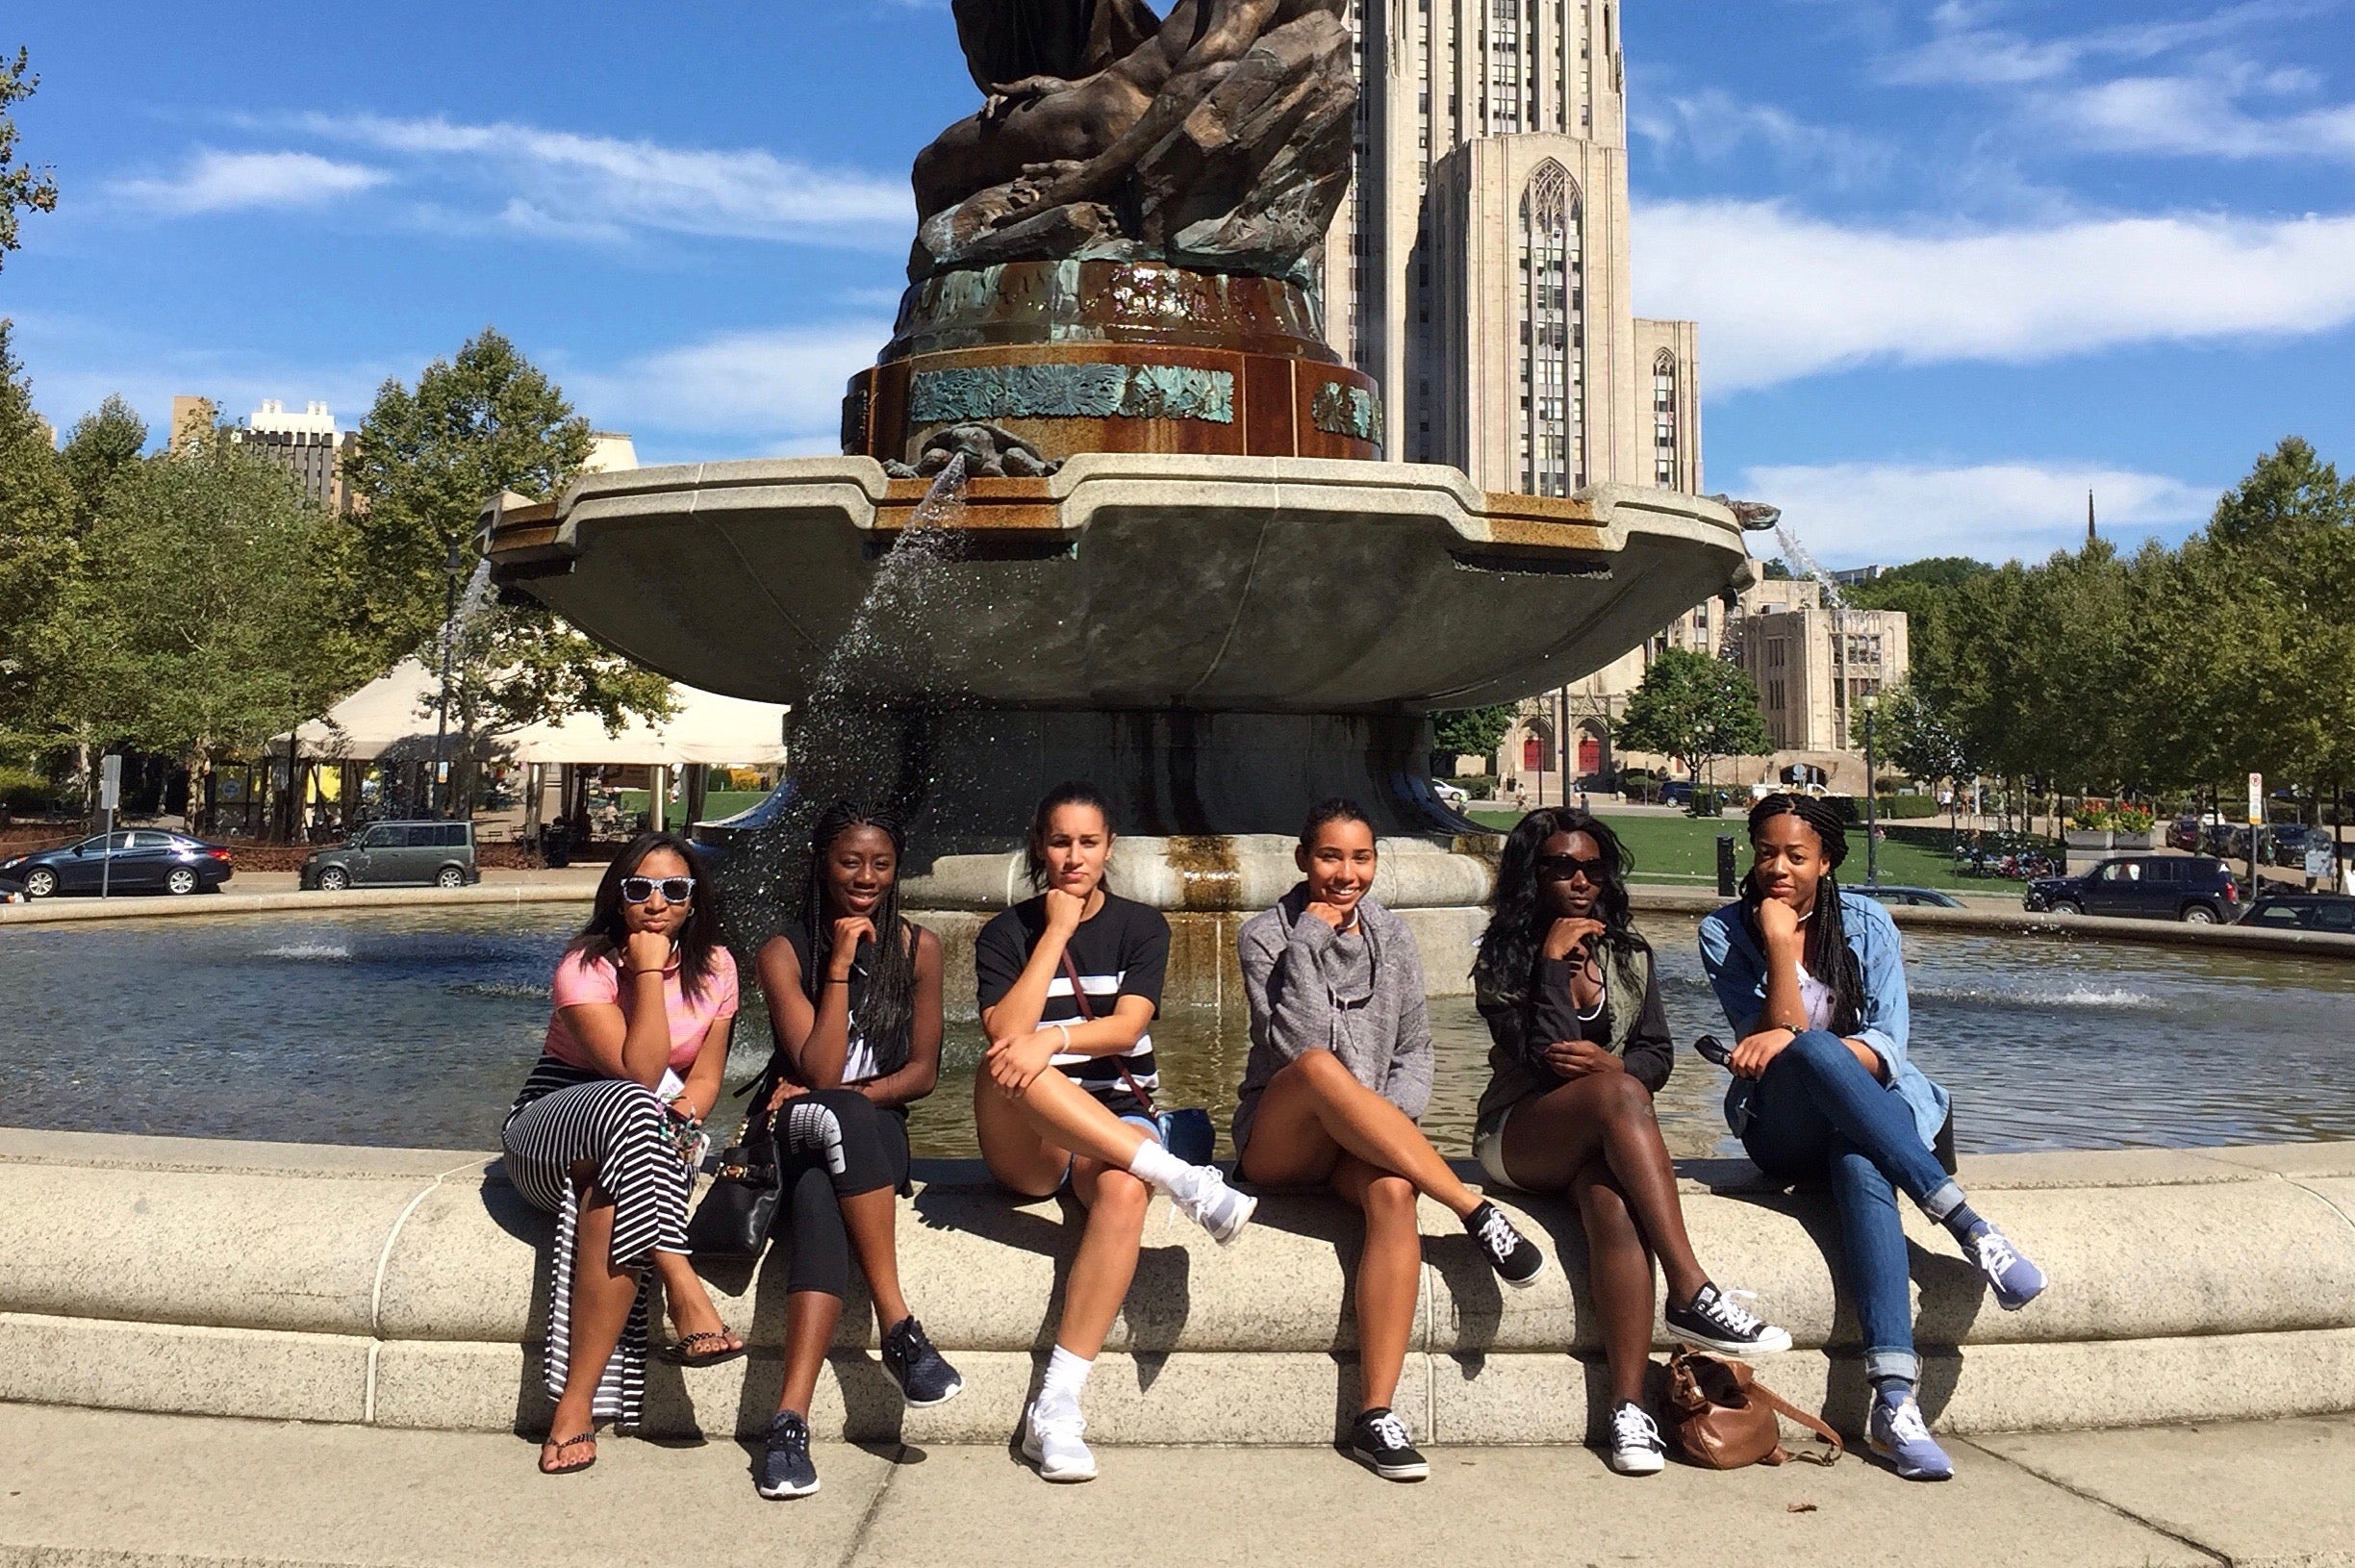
top-left (0, 1404), bottom-right (2346, 1568)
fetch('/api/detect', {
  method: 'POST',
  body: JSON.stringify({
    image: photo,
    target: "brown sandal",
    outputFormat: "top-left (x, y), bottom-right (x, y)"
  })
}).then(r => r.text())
top-left (658, 1329), bottom-right (747, 1368)
top-left (540, 1432), bottom-right (596, 1476)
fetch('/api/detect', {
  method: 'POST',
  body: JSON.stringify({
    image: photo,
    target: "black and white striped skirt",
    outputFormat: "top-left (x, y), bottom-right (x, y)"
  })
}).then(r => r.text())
top-left (500, 1069), bottom-right (693, 1428)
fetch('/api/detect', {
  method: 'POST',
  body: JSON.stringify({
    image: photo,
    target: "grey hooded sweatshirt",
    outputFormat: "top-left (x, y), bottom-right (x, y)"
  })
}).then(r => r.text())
top-left (1231, 885), bottom-right (1432, 1156)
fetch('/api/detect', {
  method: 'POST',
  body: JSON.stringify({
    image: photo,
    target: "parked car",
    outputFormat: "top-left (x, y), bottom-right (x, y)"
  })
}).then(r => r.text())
top-left (1430, 779), bottom-right (1471, 811)
top-left (0, 830), bottom-right (233, 898)
top-left (1659, 780), bottom-right (1693, 805)
top-left (2165, 816), bottom-right (2203, 852)
top-left (1860, 884), bottom-right (1966, 908)
top-left (2237, 894), bottom-right (2355, 933)
top-left (2024, 854), bottom-right (2241, 923)
top-left (300, 820), bottom-right (480, 890)
top-left (2262, 823), bottom-right (2327, 868)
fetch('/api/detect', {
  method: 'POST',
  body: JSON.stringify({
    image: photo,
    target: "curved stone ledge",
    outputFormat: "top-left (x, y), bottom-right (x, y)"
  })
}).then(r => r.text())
top-left (5, 1128), bottom-right (2352, 1443)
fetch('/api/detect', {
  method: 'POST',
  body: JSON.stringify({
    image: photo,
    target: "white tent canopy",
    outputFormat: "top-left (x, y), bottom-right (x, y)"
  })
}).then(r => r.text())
top-left (275, 658), bottom-right (787, 768)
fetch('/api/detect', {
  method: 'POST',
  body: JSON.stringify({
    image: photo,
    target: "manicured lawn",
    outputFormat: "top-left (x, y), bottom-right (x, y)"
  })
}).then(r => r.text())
top-left (612, 789), bottom-right (772, 831)
top-left (1468, 805), bottom-right (2001, 891)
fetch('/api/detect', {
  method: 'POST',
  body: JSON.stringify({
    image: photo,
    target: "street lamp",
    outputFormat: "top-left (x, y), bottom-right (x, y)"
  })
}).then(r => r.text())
top-left (432, 540), bottom-right (461, 817)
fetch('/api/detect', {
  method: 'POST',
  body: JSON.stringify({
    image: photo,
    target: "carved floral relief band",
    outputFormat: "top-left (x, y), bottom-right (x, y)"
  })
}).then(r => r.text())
top-left (908, 363), bottom-right (1237, 426)
top-left (1310, 382), bottom-right (1381, 445)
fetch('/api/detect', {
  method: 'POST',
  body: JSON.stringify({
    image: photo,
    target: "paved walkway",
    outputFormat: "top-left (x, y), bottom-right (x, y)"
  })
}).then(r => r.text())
top-left (0, 1404), bottom-right (2345, 1567)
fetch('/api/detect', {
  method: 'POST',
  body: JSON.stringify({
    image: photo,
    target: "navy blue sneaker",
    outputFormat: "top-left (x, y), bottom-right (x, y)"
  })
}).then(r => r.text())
top-left (882, 1315), bottom-right (964, 1407)
top-left (1967, 1223), bottom-right (2048, 1311)
top-left (1868, 1393), bottom-right (1954, 1481)
top-left (755, 1410), bottom-right (820, 1499)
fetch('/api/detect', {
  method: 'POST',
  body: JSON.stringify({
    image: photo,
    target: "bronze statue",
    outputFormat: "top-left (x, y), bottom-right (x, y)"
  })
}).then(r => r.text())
top-left (911, 0), bottom-right (1355, 284)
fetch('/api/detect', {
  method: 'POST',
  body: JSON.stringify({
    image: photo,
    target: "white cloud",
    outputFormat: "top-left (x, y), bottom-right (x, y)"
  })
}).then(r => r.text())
top-left (110, 149), bottom-right (387, 215)
top-left (287, 112), bottom-right (909, 246)
top-left (1741, 460), bottom-right (2216, 567)
top-left (1633, 199), bottom-right (2355, 391)
top-left (1631, 89), bottom-right (1894, 188)
top-left (565, 322), bottom-right (894, 456)
top-left (1884, 0), bottom-right (2326, 88)
top-left (2052, 74), bottom-right (2355, 162)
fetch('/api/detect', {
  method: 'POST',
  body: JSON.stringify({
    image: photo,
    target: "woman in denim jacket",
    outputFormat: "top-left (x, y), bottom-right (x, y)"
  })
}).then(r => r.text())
top-left (1699, 794), bottom-right (2049, 1481)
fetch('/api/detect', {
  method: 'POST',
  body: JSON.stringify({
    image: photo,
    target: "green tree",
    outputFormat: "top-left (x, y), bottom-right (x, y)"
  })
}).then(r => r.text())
top-left (0, 48), bottom-right (58, 268)
top-left (1614, 647), bottom-right (1772, 791)
top-left (345, 329), bottom-right (671, 770)
top-left (1851, 681), bottom-right (1967, 788)
top-left (59, 394), bottom-right (148, 529)
top-left (1431, 703), bottom-right (1516, 767)
top-left (75, 427), bottom-right (377, 788)
top-left (0, 323), bottom-right (79, 759)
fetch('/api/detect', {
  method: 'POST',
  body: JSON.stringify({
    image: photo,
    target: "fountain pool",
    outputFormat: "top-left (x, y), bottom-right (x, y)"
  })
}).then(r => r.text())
top-left (10, 907), bottom-right (2354, 1158)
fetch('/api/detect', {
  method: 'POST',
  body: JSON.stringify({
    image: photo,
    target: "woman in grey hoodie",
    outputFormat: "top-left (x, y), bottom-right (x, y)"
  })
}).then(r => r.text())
top-left (1233, 798), bottom-right (1548, 1482)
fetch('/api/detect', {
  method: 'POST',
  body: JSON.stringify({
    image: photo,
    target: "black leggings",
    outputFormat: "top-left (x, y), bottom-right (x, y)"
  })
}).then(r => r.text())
top-left (773, 1088), bottom-right (910, 1300)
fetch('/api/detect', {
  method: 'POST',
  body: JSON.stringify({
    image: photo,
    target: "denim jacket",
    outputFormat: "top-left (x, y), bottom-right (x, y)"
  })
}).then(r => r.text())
top-left (1696, 890), bottom-right (1950, 1151)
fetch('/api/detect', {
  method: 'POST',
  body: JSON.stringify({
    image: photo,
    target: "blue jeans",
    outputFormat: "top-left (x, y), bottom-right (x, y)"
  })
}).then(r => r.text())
top-left (1739, 1030), bottom-right (1962, 1383)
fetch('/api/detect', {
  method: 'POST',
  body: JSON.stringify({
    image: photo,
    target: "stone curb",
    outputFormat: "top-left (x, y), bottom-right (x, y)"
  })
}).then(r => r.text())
top-left (3, 1128), bottom-right (2351, 1443)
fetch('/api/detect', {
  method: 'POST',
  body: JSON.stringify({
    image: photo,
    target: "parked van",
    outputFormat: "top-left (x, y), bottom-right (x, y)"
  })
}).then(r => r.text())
top-left (300, 821), bottom-right (480, 891)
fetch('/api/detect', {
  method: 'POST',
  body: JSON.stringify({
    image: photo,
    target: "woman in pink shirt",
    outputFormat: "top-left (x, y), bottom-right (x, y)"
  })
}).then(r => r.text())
top-left (501, 831), bottom-right (746, 1475)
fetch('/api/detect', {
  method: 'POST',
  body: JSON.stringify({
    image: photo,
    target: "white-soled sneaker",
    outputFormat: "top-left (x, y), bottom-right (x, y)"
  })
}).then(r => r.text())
top-left (1665, 1282), bottom-right (1794, 1356)
top-left (1169, 1164), bottom-right (1256, 1246)
top-left (1465, 1201), bottom-right (1547, 1288)
top-left (1021, 1403), bottom-right (1097, 1483)
top-left (1604, 1401), bottom-right (1667, 1476)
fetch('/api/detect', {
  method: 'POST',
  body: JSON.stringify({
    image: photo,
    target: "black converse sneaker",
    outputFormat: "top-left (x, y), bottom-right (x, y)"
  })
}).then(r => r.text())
top-left (1665, 1282), bottom-right (1793, 1355)
top-left (882, 1315), bottom-right (964, 1407)
top-left (1604, 1400), bottom-right (1668, 1476)
top-left (755, 1410), bottom-right (820, 1500)
top-left (1465, 1201), bottom-right (1547, 1289)
top-left (1346, 1406), bottom-right (1431, 1481)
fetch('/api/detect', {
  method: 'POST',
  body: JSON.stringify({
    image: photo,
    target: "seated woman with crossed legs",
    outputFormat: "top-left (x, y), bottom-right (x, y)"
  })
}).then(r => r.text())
top-left (1470, 807), bottom-right (1790, 1477)
top-left (1233, 798), bottom-right (1547, 1482)
top-left (975, 781), bottom-right (1256, 1483)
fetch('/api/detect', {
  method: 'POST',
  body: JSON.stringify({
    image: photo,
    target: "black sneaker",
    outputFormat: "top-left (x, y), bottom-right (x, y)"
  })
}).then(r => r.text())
top-left (1465, 1201), bottom-right (1547, 1289)
top-left (882, 1315), bottom-right (965, 1407)
top-left (1346, 1406), bottom-right (1431, 1481)
top-left (1664, 1282), bottom-right (1793, 1355)
top-left (755, 1410), bottom-right (819, 1500)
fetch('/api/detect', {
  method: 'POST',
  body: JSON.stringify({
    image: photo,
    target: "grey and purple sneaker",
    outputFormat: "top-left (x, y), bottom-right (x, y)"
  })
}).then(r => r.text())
top-left (1867, 1391), bottom-right (1954, 1481)
top-left (1967, 1223), bottom-right (2048, 1311)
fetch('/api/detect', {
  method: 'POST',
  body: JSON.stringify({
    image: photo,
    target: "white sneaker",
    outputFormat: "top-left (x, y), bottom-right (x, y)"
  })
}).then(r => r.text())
top-left (1605, 1401), bottom-right (1667, 1476)
top-left (1022, 1403), bottom-right (1097, 1483)
top-left (1169, 1164), bottom-right (1256, 1246)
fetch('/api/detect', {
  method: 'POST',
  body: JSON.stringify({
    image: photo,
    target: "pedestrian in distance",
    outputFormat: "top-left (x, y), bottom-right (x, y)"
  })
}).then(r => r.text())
top-left (1700, 793), bottom-right (2049, 1481)
top-left (498, 831), bottom-right (747, 1476)
top-left (1471, 807), bottom-right (1792, 1477)
top-left (747, 802), bottom-right (963, 1501)
top-left (1233, 798), bottom-right (1547, 1481)
top-left (975, 781), bottom-right (1257, 1482)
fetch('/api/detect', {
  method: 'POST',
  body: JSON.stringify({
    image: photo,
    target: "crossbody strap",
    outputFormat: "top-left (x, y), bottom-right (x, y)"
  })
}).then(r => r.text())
top-left (1059, 948), bottom-right (1155, 1114)
top-left (1746, 1380), bottom-right (1844, 1465)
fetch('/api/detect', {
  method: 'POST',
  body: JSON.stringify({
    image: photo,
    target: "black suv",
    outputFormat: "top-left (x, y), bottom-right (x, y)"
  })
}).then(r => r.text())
top-left (2025, 854), bottom-right (2241, 923)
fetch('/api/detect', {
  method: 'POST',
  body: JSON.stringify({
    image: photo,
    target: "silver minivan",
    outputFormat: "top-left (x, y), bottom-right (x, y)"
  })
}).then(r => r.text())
top-left (301, 820), bottom-right (480, 890)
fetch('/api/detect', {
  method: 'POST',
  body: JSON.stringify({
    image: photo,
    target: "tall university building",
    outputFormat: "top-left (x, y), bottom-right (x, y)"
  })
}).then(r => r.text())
top-left (1319, 0), bottom-right (1700, 494)
top-left (1316, 1), bottom-right (1904, 790)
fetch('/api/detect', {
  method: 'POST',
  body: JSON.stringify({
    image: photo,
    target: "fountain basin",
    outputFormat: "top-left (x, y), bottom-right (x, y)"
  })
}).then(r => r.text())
top-left (484, 453), bottom-right (1749, 714)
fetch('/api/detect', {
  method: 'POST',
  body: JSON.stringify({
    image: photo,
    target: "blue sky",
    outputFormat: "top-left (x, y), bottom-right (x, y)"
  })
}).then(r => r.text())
top-left (7, 0), bottom-right (2354, 567)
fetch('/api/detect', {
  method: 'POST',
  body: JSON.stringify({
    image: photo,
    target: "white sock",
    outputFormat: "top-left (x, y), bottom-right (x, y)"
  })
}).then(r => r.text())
top-left (1037, 1345), bottom-right (1092, 1421)
top-left (1126, 1137), bottom-right (1193, 1195)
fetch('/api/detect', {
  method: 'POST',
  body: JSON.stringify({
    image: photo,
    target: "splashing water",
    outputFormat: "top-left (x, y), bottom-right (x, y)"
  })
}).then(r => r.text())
top-left (720, 455), bottom-right (988, 940)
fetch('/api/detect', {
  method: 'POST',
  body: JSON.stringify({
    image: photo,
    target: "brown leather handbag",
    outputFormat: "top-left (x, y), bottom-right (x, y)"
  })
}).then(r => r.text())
top-left (1663, 1348), bottom-right (1843, 1469)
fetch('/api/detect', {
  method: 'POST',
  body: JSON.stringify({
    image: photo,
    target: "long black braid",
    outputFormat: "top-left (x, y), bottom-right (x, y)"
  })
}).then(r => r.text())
top-left (1741, 793), bottom-right (1864, 1034)
top-left (798, 800), bottom-right (917, 1077)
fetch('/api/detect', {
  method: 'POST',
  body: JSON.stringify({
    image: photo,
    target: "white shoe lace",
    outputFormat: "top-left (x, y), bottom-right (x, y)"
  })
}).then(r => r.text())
top-left (1364, 1411), bottom-right (1413, 1452)
top-left (1974, 1228), bottom-right (2019, 1277)
top-left (1882, 1398), bottom-right (1933, 1447)
top-left (1478, 1206), bottom-right (1522, 1261)
top-left (1612, 1403), bottom-right (1662, 1452)
top-left (1701, 1286), bottom-right (1765, 1335)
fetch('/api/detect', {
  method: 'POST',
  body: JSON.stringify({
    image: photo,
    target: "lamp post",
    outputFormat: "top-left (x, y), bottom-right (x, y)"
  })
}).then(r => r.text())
top-left (1863, 705), bottom-right (1880, 887)
top-left (432, 540), bottom-right (461, 817)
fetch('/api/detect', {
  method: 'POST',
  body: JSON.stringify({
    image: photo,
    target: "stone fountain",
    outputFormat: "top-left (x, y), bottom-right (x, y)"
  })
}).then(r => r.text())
top-left (481, 0), bottom-right (1750, 988)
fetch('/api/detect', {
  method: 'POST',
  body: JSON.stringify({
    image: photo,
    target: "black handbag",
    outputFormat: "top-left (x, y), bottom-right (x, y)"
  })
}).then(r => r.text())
top-left (685, 1105), bottom-right (783, 1256)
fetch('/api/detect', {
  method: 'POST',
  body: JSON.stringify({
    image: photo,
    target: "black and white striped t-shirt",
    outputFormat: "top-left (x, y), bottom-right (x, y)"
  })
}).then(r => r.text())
top-left (975, 893), bottom-right (1169, 1093)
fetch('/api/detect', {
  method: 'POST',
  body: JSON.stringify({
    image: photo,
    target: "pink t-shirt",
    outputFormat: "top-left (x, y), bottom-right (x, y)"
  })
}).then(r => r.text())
top-left (544, 945), bottom-right (739, 1074)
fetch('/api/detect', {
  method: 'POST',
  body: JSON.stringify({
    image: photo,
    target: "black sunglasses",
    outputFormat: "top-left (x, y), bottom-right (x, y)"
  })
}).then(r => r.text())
top-left (620, 875), bottom-right (696, 904)
top-left (1535, 853), bottom-right (1607, 883)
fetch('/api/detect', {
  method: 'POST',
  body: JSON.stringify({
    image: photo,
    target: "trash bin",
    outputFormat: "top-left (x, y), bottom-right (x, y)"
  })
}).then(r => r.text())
top-left (542, 823), bottom-right (572, 869)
